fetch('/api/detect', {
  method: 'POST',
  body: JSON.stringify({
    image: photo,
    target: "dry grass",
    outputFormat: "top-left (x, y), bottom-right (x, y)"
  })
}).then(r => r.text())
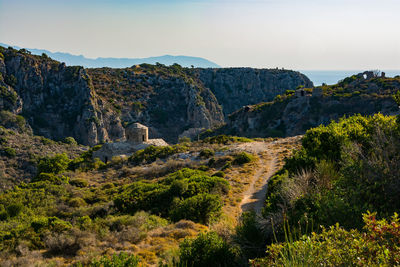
top-left (0, 129), bottom-right (86, 190)
top-left (0, 134), bottom-right (303, 266)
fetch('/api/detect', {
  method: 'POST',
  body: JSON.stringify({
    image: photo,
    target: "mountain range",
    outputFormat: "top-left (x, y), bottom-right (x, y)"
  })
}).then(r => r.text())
top-left (0, 43), bottom-right (220, 68)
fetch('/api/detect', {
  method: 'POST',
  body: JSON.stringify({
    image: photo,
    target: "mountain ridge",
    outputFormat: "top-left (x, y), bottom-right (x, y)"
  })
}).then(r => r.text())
top-left (0, 42), bottom-right (221, 68)
top-left (0, 45), bottom-right (312, 145)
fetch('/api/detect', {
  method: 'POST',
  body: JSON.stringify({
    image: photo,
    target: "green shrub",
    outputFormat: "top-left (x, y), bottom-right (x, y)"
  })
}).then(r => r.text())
top-left (129, 144), bottom-right (187, 165)
top-left (197, 165), bottom-right (209, 171)
top-left (232, 152), bottom-right (253, 165)
top-left (199, 148), bottom-right (215, 159)
top-left (221, 161), bottom-right (232, 171)
top-left (170, 194), bottom-right (223, 224)
top-left (6, 203), bottom-right (23, 217)
top-left (69, 145), bottom-right (103, 171)
top-left (4, 74), bottom-right (17, 87)
top-left (37, 153), bottom-right (71, 175)
top-left (0, 85), bottom-right (18, 105)
top-left (85, 252), bottom-right (140, 267)
top-left (3, 147), bottom-right (16, 157)
top-left (114, 168), bottom-right (229, 222)
top-left (69, 178), bottom-right (89, 187)
top-left (178, 136), bottom-right (191, 143)
top-left (40, 136), bottom-right (53, 145)
top-left (179, 231), bottom-right (240, 267)
top-left (32, 173), bottom-right (69, 184)
top-left (235, 212), bottom-right (267, 259)
top-left (68, 197), bottom-right (86, 207)
top-left (262, 113), bottom-right (400, 236)
top-left (207, 157), bottom-right (216, 167)
top-left (203, 135), bottom-right (252, 145)
top-left (212, 171), bottom-right (225, 178)
top-left (253, 212), bottom-right (400, 266)
top-left (64, 136), bottom-right (77, 145)
top-left (76, 216), bottom-right (92, 230)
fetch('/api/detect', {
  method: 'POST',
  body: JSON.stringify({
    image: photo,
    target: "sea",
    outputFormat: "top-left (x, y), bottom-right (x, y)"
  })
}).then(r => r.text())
top-left (300, 70), bottom-right (400, 86)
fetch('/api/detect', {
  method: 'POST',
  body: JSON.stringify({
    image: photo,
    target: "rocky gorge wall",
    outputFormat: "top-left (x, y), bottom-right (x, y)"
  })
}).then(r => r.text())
top-left (220, 76), bottom-right (400, 138)
top-left (196, 68), bottom-right (313, 115)
top-left (0, 46), bottom-right (315, 145)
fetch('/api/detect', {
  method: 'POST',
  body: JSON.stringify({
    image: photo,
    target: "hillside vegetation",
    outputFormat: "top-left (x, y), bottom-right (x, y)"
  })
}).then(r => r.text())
top-left (250, 113), bottom-right (400, 265)
top-left (2, 44), bottom-right (400, 266)
top-left (0, 128), bottom-right (283, 265)
top-left (214, 74), bottom-right (400, 138)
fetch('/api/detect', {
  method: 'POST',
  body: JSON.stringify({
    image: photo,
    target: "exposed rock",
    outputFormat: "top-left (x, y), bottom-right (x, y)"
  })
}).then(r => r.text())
top-left (0, 46), bottom-right (315, 145)
top-left (217, 76), bottom-right (400, 138)
top-left (196, 68), bottom-right (313, 115)
top-left (92, 138), bottom-right (168, 163)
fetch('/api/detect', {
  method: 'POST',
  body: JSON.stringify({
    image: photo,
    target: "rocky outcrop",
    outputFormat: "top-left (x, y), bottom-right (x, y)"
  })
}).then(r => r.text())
top-left (87, 65), bottom-right (225, 142)
top-left (219, 76), bottom-right (400, 138)
top-left (0, 46), bottom-right (316, 145)
top-left (1, 47), bottom-right (125, 145)
top-left (0, 47), bottom-right (225, 144)
top-left (196, 68), bottom-right (313, 115)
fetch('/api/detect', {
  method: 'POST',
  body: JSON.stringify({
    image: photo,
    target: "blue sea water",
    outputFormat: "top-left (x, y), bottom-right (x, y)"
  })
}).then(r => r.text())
top-left (300, 70), bottom-right (400, 86)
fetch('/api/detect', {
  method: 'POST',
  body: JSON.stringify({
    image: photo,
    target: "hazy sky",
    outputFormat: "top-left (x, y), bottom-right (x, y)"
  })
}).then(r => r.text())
top-left (1, 0), bottom-right (399, 69)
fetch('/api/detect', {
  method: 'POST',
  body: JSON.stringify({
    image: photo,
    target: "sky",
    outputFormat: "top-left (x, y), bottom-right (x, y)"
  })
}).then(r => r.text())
top-left (0, 0), bottom-right (399, 70)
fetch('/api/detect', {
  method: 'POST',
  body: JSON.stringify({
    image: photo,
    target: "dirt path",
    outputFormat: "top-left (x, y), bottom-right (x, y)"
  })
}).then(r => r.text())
top-left (233, 137), bottom-right (301, 216)
top-left (237, 143), bottom-right (279, 215)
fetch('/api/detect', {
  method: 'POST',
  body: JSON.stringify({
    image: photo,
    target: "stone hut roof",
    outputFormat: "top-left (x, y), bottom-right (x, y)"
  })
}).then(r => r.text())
top-left (126, 122), bottom-right (148, 129)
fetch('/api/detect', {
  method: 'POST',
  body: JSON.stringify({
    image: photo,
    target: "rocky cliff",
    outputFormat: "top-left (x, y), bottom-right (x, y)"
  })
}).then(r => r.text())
top-left (0, 47), bottom-right (125, 145)
top-left (217, 74), bottom-right (400, 138)
top-left (0, 46), bottom-right (314, 144)
top-left (196, 68), bottom-right (313, 115)
top-left (0, 47), bottom-right (225, 144)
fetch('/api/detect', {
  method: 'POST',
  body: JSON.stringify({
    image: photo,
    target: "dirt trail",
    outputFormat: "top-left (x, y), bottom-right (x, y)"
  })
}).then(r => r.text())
top-left (233, 137), bottom-right (301, 216)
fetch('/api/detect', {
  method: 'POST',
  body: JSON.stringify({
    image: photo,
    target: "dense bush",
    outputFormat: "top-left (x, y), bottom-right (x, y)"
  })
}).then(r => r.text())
top-left (4, 74), bottom-right (17, 87)
top-left (37, 153), bottom-right (71, 175)
top-left (129, 144), bottom-right (187, 165)
top-left (114, 168), bottom-right (229, 222)
top-left (263, 114), bottom-right (400, 234)
top-left (32, 173), bottom-right (69, 184)
top-left (232, 152), bottom-right (254, 165)
top-left (179, 231), bottom-right (241, 267)
top-left (0, 111), bottom-right (27, 132)
top-left (3, 146), bottom-right (16, 157)
top-left (202, 135), bottom-right (252, 145)
top-left (63, 136), bottom-right (78, 145)
top-left (170, 193), bottom-right (222, 224)
top-left (0, 85), bottom-right (18, 105)
top-left (235, 212), bottom-right (268, 259)
top-left (69, 178), bottom-right (89, 188)
top-left (199, 148), bottom-right (214, 159)
top-left (68, 145), bottom-right (104, 171)
top-left (253, 212), bottom-right (400, 266)
top-left (80, 252), bottom-right (141, 267)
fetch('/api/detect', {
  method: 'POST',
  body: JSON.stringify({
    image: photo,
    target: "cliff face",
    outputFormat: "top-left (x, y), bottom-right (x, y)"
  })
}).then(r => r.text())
top-left (87, 65), bottom-right (224, 142)
top-left (196, 68), bottom-right (313, 115)
top-left (0, 46), bottom-right (315, 145)
top-left (220, 76), bottom-right (400, 138)
top-left (0, 47), bottom-right (225, 144)
top-left (1, 48), bottom-right (125, 145)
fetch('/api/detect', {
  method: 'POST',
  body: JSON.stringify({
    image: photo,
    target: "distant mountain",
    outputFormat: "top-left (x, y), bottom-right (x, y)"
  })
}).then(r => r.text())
top-left (0, 43), bottom-right (220, 68)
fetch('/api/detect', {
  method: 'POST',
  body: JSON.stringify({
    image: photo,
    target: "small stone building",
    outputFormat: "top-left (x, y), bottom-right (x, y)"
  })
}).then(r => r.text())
top-left (126, 123), bottom-right (148, 144)
top-left (92, 122), bottom-right (168, 163)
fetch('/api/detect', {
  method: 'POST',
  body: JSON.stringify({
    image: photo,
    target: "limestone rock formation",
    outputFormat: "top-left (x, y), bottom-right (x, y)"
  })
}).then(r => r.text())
top-left (0, 46), bottom-right (315, 145)
top-left (218, 75), bottom-right (400, 138)
top-left (196, 68), bottom-right (313, 115)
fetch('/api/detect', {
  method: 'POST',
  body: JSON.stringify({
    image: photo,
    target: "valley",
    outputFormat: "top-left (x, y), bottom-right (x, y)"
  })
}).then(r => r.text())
top-left (1, 45), bottom-right (400, 266)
